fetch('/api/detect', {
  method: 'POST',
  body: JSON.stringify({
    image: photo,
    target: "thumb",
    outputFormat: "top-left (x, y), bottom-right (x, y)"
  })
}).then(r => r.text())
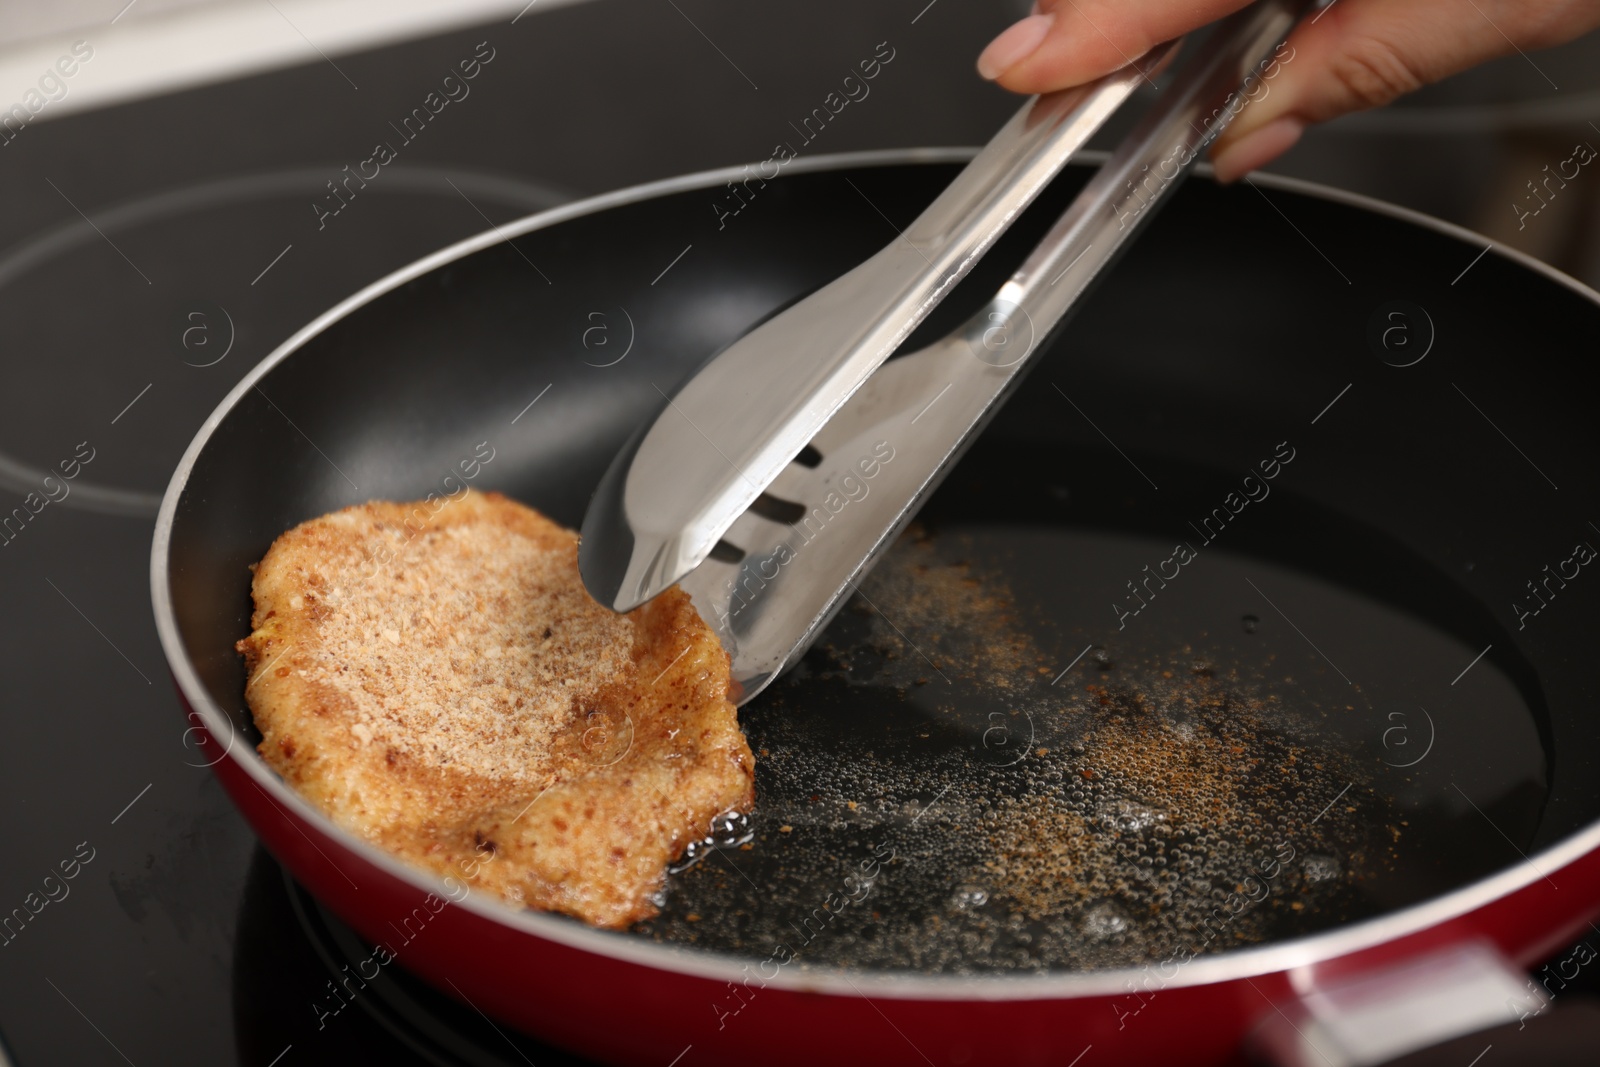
top-left (1211, 0), bottom-right (1600, 182)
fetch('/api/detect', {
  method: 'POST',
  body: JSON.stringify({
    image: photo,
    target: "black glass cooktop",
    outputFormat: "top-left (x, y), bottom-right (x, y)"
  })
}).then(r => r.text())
top-left (0, 3), bottom-right (1027, 1063)
top-left (3, 2), bottom-right (1599, 1065)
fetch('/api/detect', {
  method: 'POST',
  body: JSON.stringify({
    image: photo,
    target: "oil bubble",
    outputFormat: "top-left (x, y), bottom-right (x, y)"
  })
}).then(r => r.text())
top-left (953, 886), bottom-right (990, 909)
top-left (1080, 899), bottom-right (1130, 940)
top-left (1301, 853), bottom-right (1342, 885)
top-left (1099, 798), bottom-right (1166, 833)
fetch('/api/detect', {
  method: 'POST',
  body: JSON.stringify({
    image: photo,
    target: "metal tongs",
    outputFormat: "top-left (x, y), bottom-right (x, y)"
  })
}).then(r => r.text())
top-left (582, 0), bottom-right (1321, 704)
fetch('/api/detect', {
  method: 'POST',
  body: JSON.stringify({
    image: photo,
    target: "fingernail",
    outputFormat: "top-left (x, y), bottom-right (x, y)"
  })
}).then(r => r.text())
top-left (1211, 117), bottom-right (1304, 184)
top-left (977, 13), bottom-right (1054, 81)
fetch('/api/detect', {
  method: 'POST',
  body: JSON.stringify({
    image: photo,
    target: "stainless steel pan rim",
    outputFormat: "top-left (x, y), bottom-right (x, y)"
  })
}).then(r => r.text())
top-left (150, 145), bottom-right (1600, 1002)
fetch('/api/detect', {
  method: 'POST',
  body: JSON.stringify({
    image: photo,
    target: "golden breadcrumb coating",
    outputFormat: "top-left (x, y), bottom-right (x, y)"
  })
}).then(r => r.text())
top-left (235, 490), bottom-right (754, 928)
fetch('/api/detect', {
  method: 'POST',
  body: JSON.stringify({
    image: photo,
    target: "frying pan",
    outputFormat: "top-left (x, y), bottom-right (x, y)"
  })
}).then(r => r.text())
top-left (152, 148), bottom-right (1600, 1067)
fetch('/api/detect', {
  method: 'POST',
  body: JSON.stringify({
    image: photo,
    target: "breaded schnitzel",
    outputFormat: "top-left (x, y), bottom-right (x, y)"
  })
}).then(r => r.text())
top-left (235, 490), bottom-right (754, 929)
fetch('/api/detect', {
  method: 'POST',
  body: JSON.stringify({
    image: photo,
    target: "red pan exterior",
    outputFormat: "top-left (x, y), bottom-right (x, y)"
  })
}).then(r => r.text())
top-left (191, 699), bottom-right (1600, 1067)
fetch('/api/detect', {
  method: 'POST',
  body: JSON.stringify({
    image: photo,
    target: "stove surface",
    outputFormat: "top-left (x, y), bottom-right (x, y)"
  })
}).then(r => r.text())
top-left (0, 4), bottom-right (1027, 1063)
top-left (3, 2), bottom-right (1599, 1065)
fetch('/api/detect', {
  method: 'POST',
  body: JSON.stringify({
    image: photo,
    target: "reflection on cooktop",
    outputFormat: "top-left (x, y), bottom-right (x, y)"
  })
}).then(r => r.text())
top-left (0, 167), bottom-right (569, 518)
top-left (234, 849), bottom-right (591, 1067)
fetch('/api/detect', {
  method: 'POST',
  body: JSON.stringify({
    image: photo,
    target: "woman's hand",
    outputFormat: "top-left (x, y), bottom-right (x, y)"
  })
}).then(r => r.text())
top-left (976, 1), bottom-right (1600, 182)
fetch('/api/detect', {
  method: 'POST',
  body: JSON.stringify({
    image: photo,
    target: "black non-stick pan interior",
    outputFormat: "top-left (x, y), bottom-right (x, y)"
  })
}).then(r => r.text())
top-left (164, 156), bottom-right (1600, 975)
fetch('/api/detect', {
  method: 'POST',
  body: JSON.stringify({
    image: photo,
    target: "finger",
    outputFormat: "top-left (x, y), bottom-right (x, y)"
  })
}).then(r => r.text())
top-left (979, 0), bottom-right (1251, 92)
top-left (1211, 0), bottom-right (1600, 182)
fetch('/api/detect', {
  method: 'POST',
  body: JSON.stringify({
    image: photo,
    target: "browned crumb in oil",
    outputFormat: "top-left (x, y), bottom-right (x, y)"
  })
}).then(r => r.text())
top-left (858, 529), bottom-right (1388, 954)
